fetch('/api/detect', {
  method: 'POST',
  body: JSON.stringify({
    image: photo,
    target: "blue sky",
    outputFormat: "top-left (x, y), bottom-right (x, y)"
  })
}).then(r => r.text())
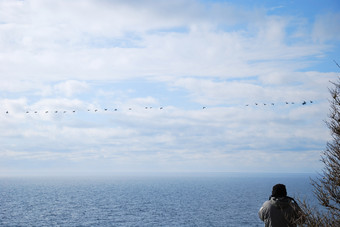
top-left (0, 0), bottom-right (339, 176)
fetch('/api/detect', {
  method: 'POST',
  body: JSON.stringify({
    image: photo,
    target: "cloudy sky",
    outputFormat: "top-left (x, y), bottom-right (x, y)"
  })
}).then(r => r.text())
top-left (1, 0), bottom-right (339, 176)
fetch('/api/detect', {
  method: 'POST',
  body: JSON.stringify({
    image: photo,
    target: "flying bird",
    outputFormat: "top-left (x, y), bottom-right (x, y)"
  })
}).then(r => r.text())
top-left (1, 98), bottom-right (316, 116)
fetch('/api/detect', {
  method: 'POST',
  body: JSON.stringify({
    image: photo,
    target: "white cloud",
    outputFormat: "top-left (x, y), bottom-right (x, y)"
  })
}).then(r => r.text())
top-left (53, 80), bottom-right (89, 97)
top-left (0, 0), bottom-right (327, 82)
top-left (0, 0), bottom-right (339, 175)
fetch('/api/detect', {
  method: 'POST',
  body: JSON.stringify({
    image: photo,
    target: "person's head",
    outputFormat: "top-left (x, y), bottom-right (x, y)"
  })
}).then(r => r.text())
top-left (272, 184), bottom-right (287, 198)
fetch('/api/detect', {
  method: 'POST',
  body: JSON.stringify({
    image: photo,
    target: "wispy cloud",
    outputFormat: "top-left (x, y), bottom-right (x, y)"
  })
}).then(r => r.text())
top-left (0, 0), bottom-right (339, 175)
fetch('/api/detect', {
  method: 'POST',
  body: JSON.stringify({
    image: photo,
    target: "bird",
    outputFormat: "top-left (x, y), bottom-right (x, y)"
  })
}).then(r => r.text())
top-left (203, 107), bottom-right (206, 109)
top-left (285, 102), bottom-right (288, 104)
top-left (104, 109), bottom-right (107, 111)
top-left (73, 110), bottom-right (76, 113)
top-left (271, 103), bottom-right (274, 105)
top-left (45, 111), bottom-right (48, 113)
top-left (255, 103), bottom-right (258, 105)
top-left (114, 109), bottom-right (118, 111)
top-left (95, 109), bottom-right (98, 112)
top-left (310, 101), bottom-right (313, 103)
top-left (55, 111), bottom-right (58, 113)
top-left (160, 107), bottom-right (163, 109)
top-left (302, 101), bottom-right (306, 105)
top-left (6, 111), bottom-right (8, 114)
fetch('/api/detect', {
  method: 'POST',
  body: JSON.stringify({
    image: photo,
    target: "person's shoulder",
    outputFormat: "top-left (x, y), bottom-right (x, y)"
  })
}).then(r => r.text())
top-left (261, 200), bottom-right (272, 208)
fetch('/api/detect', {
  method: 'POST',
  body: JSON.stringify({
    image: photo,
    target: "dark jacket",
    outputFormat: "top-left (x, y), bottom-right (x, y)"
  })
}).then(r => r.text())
top-left (258, 196), bottom-right (303, 227)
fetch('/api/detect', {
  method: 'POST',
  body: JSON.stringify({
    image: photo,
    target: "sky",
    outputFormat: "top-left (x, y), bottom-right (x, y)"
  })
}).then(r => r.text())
top-left (0, 0), bottom-right (340, 176)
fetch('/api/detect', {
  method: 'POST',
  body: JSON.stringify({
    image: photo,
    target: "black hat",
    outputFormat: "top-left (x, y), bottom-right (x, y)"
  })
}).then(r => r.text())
top-left (272, 184), bottom-right (287, 198)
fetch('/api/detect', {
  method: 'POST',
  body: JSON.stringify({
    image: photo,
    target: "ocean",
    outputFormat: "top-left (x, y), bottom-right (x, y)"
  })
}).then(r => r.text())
top-left (0, 173), bottom-right (317, 227)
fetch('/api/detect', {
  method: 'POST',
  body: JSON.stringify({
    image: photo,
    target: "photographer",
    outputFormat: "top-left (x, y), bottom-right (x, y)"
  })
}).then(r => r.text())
top-left (259, 184), bottom-right (304, 227)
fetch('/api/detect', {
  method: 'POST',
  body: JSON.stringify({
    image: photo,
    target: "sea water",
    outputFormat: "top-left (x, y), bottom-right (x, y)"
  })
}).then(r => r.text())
top-left (0, 173), bottom-right (317, 227)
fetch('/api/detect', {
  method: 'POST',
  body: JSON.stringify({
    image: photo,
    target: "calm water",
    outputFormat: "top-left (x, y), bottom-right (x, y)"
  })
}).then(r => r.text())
top-left (0, 173), bottom-right (317, 227)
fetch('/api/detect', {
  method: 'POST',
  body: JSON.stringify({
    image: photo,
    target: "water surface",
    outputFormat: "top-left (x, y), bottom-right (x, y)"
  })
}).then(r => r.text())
top-left (0, 173), bottom-right (317, 226)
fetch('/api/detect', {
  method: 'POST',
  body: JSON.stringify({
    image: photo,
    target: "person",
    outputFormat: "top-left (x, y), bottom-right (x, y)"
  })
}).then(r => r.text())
top-left (258, 184), bottom-right (304, 227)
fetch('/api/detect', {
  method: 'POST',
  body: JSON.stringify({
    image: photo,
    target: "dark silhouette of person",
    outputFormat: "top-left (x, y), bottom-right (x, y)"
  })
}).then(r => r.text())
top-left (259, 184), bottom-right (304, 227)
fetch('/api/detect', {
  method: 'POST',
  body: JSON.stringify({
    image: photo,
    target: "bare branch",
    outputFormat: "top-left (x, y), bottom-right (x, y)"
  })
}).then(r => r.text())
top-left (299, 74), bottom-right (340, 225)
